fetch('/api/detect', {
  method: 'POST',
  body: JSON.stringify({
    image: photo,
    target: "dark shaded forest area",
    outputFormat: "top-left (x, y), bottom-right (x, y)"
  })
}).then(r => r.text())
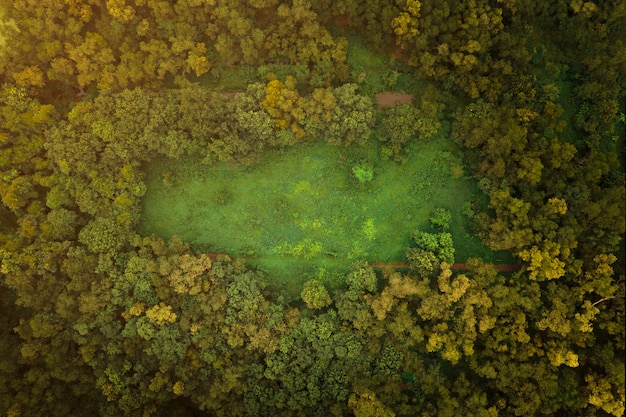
top-left (0, 0), bottom-right (624, 416)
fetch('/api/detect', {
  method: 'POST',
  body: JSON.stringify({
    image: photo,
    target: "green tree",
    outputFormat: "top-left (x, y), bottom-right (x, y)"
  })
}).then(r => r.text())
top-left (429, 208), bottom-right (451, 231)
top-left (410, 230), bottom-right (455, 264)
top-left (305, 83), bottom-right (374, 146)
top-left (250, 309), bottom-right (366, 413)
top-left (301, 279), bottom-right (331, 309)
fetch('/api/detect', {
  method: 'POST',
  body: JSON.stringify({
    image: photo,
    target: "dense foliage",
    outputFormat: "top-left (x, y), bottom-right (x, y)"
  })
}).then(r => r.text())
top-left (1, 0), bottom-right (624, 416)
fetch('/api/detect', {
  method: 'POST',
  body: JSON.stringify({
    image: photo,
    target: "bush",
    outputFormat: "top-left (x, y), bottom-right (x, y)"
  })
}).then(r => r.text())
top-left (301, 279), bottom-right (331, 309)
top-left (352, 162), bottom-right (374, 184)
top-left (407, 247), bottom-right (440, 276)
top-left (410, 230), bottom-right (455, 265)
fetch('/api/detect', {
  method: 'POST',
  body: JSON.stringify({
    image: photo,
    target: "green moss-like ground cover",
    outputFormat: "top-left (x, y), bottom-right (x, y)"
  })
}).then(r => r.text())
top-left (140, 135), bottom-right (505, 291)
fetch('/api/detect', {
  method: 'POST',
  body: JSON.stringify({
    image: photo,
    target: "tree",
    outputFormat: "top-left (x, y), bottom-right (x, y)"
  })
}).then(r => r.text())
top-left (348, 389), bottom-right (396, 417)
top-left (301, 279), bottom-right (331, 309)
top-left (406, 247), bottom-right (440, 277)
top-left (40, 208), bottom-right (78, 241)
top-left (352, 162), bottom-right (374, 184)
top-left (263, 0), bottom-right (349, 85)
top-left (391, 0), bottom-right (421, 40)
top-left (12, 66), bottom-right (46, 88)
top-left (379, 103), bottom-right (421, 160)
top-left (429, 208), bottom-right (451, 230)
top-left (78, 216), bottom-right (130, 255)
top-left (261, 76), bottom-right (304, 131)
top-left (390, 0), bottom-right (508, 100)
top-left (518, 241), bottom-right (566, 281)
top-left (250, 309), bottom-right (367, 414)
top-left (410, 230), bottom-right (455, 264)
top-left (304, 83), bottom-right (374, 146)
top-left (66, 32), bottom-right (117, 89)
top-left (0, 85), bottom-right (56, 217)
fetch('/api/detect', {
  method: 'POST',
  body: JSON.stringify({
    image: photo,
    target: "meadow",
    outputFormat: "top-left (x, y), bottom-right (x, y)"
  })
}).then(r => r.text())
top-left (140, 134), bottom-right (504, 292)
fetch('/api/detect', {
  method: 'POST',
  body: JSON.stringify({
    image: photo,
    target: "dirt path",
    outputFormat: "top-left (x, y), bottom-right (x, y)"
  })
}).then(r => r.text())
top-left (206, 252), bottom-right (521, 273)
top-left (370, 261), bottom-right (521, 272)
top-left (219, 85), bottom-right (413, 113)
top-left (375, 92), bottom-right (414, 109)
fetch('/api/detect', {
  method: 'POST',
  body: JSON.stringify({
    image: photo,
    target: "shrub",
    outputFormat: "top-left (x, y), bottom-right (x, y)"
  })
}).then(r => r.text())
top-left (429, 208), bottom-right (451, 231)
top-left (301, 279), bottom-right (331, 309)
top-left (352, 162), bottom-right (374, 184)
top-left (410, 230), bottom-right (455, 265)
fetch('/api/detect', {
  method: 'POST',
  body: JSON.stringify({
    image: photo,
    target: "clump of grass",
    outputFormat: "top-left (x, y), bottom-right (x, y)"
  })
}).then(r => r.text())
top-left (362, 218), bottom-right (377, 241)
top-left (213, 188), bottom-right (231, 206)
top-left (450, 161), bottom-right (465, 178)
top-left (352, 161), bottom-right (374, 184)
top-left (429, 208), bottom-right (452, 231)
top-left (272, 239), bottom-right (324, 261)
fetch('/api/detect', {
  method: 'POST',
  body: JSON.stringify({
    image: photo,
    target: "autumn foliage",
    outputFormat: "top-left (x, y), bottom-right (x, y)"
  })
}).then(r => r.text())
top-left (0, 0), bottom-right (624, 416)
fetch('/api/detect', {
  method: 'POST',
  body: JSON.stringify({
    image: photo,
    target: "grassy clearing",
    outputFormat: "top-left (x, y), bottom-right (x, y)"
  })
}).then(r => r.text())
top-left (197, 62), bottom-right (313, 92)
top-left (140, 135), bottom-right (505, 293)
top-left (141, 34), bottom-right (511, 294)
top-left (345, 34), bottom-right (422, 96)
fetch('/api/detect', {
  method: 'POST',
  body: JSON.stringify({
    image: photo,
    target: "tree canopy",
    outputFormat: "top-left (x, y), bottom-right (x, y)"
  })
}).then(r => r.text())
top-left (0, 0), bottom-right (624, 416)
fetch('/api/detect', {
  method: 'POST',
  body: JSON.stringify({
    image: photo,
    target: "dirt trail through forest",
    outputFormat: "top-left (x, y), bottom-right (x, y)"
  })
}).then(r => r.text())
top-left (204, 253), bottom-right (521, 273)
top-left (375, 92), bottom-right (414, 109)
top-left (369, 261), bottom-right (521, 272)
top-left (220, 88), bottom-right (413, 111)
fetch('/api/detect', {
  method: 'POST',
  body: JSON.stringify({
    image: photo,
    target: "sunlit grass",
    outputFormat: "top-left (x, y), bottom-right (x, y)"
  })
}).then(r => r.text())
top-left (139, 33), bottom-right (510, 296)
top-left (140, 136), bottom-right (504, 292)
top-left (345, 34), bottom-right (422, 96)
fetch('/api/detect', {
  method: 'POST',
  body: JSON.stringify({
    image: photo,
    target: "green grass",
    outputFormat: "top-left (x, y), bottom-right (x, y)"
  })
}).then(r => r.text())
top-left (140, 135), bottom-right (504, 293)
top-left (199, 64), bottom-right (260, 91)
top-left (345, 34), bottom-right (422, 96)
top-left (139, 34), bottom-right (511, 295)
top-left (345, 35), bottom-right (391, 91)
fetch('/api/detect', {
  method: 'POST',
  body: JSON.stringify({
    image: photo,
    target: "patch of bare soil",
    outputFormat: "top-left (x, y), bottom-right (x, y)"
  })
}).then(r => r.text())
top-left (375, 92), bottom-right (414, 109)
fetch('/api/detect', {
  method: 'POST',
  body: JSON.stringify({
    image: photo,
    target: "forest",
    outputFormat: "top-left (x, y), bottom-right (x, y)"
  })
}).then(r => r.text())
top-left (0, 0), bottom-right (624, 416)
